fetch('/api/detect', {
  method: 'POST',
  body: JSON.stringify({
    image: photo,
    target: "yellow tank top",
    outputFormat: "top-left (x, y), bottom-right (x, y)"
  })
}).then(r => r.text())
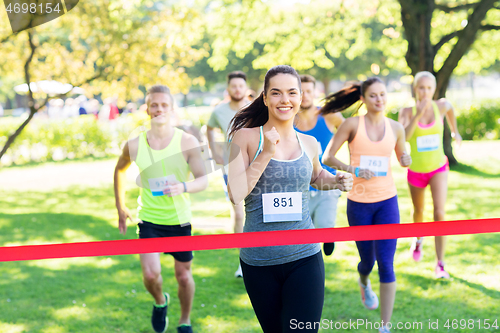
top-left (135, 128), bottom-right (191, 225)
top-left (348, 116), bottom-right (397, 203)
top-left (408, 102), bottom-right (446, 173)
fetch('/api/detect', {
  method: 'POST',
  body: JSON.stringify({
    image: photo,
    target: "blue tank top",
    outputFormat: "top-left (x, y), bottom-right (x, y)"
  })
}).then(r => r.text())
top-left (294, 115), bottom-right (336, 191)
top-left (240, 127), bottom-right (321, 266)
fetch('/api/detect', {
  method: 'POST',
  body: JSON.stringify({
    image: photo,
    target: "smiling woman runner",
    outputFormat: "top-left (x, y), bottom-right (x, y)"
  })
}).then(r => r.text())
top-left (322, 77), bottom-right (411, 333)
top-left (226, 65), bottom-right (353, 333)
top-left (398, 71), bottom-right (462, 278)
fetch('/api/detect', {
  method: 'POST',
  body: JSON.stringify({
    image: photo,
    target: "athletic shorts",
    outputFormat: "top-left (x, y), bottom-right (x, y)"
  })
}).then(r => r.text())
top-left (407, 159), bottom-right (449, 189)
top-left (138, 221), bottom-right (193, 262)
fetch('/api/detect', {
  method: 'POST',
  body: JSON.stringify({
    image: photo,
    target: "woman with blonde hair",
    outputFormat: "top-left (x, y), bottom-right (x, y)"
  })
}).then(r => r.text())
top-left (398, 71), bottom-right (462, 278)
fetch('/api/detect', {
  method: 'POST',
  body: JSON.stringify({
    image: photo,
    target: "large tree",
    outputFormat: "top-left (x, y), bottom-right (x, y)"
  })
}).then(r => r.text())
top-left (380, 0), bottom-right (500, 164)
top-left (204, 0), bottom-right (500, 165)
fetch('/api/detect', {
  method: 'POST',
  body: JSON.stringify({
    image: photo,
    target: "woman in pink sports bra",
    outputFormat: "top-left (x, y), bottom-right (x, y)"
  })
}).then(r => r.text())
top-left (322, 77), bottom-right (411, 333)
top-left (399, 71), bottom-right (462, 279)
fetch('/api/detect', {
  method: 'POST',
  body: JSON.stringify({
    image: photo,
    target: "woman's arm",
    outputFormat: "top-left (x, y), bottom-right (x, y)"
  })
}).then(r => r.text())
top-left (439, 99), bottom-right (462, 147)
top-left (392, 120), bottom-right (412, 167)
top-left (398, 101), bottom-right (430, 141)
top-left (301, 134), bottom-right (353, 192)
top-left (227, 128), bottom-right (278, 205)
top-left (322, 118), bottom-right (375, 179)
top-left (322, 118), bottom-right (356, 173)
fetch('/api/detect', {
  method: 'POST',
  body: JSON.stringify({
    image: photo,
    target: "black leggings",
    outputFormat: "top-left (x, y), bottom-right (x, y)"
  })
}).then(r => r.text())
top-left (240, 252), bottom-right (325, 333)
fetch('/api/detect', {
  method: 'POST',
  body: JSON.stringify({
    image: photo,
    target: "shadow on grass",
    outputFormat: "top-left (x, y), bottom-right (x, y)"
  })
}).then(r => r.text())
top-left (450, 162), bottom-right (500, 178)
top-left (451, 276), bottom-right (500, 300)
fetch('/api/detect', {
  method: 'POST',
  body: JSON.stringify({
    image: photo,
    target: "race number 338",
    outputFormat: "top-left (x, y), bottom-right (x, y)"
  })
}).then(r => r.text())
top-left (360, 155), bottom-right (389, 177)
top-left (417, 134), bottom-right (440, 152)
top-left (262, 192), bottom-right (302, 223)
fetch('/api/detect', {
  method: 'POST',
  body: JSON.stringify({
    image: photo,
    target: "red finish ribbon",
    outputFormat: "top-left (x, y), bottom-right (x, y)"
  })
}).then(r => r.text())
top-left (1, 218), bottom-right (499, 262)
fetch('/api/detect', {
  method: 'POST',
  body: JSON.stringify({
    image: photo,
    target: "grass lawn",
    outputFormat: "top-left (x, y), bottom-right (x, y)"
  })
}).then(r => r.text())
top-left (0, 140), bottom-right (499, 333)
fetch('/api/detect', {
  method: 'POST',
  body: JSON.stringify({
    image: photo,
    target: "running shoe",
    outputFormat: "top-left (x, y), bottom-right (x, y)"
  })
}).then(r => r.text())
top-left (435, 261), bottom-right (450, 279)
top-left (410, 238), bottom-right (423, 262)
top-left (177, 324), bottom-right (193, 333)
top-left (379, 325), bottom-right (391, 333)
top-left (152, 292), bottom-right (170, 333)
top-left (234, 264), bottom-right (243, 278)
top-left (323, 242), bottom-right (335, 256)
top-left (358, 279), bottom-right (379, 310)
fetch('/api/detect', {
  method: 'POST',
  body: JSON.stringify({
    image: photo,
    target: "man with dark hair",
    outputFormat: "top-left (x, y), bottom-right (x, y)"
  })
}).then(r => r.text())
top-left (114, 85), bottom-right (208, 333)
top-left (206, 71), bottom-right (249, 278)
top-left (294, 74), bottom-right (345, 256)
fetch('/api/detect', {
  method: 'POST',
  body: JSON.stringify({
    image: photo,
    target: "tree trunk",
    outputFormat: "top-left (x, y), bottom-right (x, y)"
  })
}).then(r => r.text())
top-left (322, 77), bottom-right (330, 95)
top-left (400, 0), bottom-right (435, 74)
top-left (399, 0), bottom-right (497, 167)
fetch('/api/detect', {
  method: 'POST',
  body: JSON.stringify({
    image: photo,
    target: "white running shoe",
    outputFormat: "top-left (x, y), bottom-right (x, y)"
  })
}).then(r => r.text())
top-left (358, 278), bottom-right (379, 310)
top-left (234, 264), bottom-right (243, 278)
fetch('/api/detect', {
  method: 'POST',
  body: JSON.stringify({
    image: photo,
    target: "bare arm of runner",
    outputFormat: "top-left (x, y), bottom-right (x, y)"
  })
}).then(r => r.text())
top-left (206, 125), bottom-right (224, 165)
top-left (398, 100), bottom-right (431, 141)
top-left (114, 142), bottom-right (133, 235)
top-left (322, 118), bottom-right (375, 180)
top-left (164, 133), bottom-right (209, 197)
top-left (438, 98), bottom-right (462, 148)
top-left (392, 120), bottom-right (412, 167)
top-left (300, 133), bottom-right (353, 192)
top-left (227, 127), bottom-right (278, 205)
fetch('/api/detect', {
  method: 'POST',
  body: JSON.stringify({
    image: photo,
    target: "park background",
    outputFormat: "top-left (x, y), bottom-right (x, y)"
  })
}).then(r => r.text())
top-left (1, 0), bottom-right (500, 332)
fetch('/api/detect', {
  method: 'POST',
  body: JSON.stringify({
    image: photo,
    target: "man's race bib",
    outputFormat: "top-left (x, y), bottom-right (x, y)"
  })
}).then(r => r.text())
top-left (148, 175), bottom-right (178, 196)
top-left (360, 155), bottom-right (389, 177)
top-left (262, 192), bottom-right (302, 223)
top-left (417, 134), bottom-right (440, 152)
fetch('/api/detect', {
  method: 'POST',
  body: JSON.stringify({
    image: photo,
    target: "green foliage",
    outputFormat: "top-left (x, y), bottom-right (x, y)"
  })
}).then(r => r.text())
top-left (456, 100), bottom-right (500, 140)
top-left (382, 98), bottom-right (500, 140)
top-left (0, 113), bottom-right (149, 166)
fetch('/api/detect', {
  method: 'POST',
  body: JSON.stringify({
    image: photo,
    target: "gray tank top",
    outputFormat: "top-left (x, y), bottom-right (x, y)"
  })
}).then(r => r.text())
top-left (240, 127), bottom-right (321, 266)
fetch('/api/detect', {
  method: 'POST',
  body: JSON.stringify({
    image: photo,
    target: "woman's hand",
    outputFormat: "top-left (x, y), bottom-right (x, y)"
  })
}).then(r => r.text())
top-left (335, 172), bottom-right (353, 192)
top-left (400, 152), bottom-right (412, 167)
top-left (263, 126), bottom-right (280, 157)
top-left (358, 168), bottom-right (375, 180)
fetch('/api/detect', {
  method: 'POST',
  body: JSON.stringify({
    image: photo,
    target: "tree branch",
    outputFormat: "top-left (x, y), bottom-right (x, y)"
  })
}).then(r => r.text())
top-left (434, 31), bottom-right (461, 53)
top-left (0, 30), bottom-right (38, 160)
top-left (435, 2), bottom-right (479, 12)
top-left (436, 0), bottom-right (497, 95)
top-left (480, 24), bottom-right (500, 30)
top-left (25, 30), bottom-right (37, 112)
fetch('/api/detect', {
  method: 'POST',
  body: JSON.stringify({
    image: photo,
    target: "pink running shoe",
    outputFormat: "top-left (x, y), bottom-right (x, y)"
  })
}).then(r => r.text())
top-left (410, 238), bottom-right (423, 262)
top-left (435, 261), bottom-right (450, 279)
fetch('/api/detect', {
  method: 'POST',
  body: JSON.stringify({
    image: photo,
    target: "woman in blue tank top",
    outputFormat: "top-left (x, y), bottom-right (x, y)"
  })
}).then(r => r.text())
top-left (226, 65), bottom-right (353, 333)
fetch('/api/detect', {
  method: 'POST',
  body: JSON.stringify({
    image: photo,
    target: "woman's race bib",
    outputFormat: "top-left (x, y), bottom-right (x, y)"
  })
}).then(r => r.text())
top-left (360, 155), bottom-right (389, 177)
top-left (262, 192), bottom-right (302, 222)
top-left (416, 134), bottom-right (440, 152)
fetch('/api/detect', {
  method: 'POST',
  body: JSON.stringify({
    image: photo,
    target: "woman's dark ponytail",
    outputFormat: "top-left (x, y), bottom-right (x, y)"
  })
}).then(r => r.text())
top-left (228, 92), bottom-right (268, 140)
top-left (320, 77), bottom-right (384, 115)
top-left (320, 84), bottom-right (362, 115)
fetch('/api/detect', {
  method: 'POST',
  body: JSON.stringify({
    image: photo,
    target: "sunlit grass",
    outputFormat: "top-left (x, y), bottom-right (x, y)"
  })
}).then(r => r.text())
top-left (0, 141), bottom-right (499, 332)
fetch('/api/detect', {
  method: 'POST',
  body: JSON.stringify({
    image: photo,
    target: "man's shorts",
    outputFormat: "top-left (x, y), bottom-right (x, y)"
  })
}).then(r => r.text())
top-left (138, 221), bottom-right (193, 262)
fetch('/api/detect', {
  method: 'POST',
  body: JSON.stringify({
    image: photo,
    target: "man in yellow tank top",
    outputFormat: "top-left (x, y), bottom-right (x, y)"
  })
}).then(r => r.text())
top-left (114, 85), bottom-right (208, 333)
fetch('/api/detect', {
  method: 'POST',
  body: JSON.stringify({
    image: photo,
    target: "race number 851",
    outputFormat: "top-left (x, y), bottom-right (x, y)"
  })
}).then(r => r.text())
top-left (273, 197), bottom-right (294, 208)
